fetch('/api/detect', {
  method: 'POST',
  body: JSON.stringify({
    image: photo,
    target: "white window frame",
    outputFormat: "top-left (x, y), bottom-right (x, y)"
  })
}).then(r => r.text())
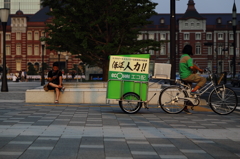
top-left (195, 33), bottom-right (201, 40)
top-left (195, 45), bottom-right (201, 55)
top-left (160, 33), bottom-right (166, 40)
top-left (218, 33), bottom-right (223, 40)
top-left (229, 46), bottom-right (234, 55)
top-left (229, 33), bottom-right (234, 40)
top-left (160, 45), bottom-right (166, 55)
top-left (218, 46), bottom-right (223, 55)
top-left (184, 33), bottom-right (189, 40)
top-left (207, 46), bottom-right (212, 55)
top-left (206, 33), bottom-right (212, 40)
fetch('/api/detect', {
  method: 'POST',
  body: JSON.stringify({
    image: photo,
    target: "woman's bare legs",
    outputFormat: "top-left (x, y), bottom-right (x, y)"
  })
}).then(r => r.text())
top-left (48, 83), bottom-right (62, 102)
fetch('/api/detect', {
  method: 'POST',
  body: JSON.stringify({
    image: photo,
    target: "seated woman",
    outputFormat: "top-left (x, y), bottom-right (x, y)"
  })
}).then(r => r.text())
top-left (47, 62), bottom-right (65, 103)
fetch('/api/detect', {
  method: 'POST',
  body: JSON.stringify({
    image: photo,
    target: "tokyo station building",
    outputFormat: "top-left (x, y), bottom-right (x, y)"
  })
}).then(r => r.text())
top-left (0, 0), bottom-right (240, 75)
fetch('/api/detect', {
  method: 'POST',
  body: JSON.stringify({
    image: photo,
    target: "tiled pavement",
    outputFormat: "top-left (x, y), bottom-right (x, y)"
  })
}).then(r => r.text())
top-left (0, 103), bottom-right (240, 159)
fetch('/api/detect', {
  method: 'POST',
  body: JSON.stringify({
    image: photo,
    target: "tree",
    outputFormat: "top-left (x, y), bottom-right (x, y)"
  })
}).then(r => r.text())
top-left (42, 0), bottom-right (161, 81)
top-left (27, 64), bottom-right (38, 75)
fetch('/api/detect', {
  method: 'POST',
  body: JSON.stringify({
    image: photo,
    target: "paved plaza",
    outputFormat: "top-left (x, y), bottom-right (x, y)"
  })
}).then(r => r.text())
top-left (0, 82), bottom-right (240, 159)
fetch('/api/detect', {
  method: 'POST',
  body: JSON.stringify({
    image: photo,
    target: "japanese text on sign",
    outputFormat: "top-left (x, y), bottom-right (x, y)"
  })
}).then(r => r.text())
top-left (109, 56), bottom-right (149, 74)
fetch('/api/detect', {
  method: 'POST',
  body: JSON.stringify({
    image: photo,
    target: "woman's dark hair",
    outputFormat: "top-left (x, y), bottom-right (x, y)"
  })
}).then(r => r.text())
top-left (53, 62), bottom-right (59, 67)
top-left (182, 44), bottom-right (193, 55)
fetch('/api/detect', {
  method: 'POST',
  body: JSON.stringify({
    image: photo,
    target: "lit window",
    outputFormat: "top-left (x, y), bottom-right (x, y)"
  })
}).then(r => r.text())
top-left (6, 33), bottom-right (11, 40)
top-left (16, 60), bottom-right (21, 71)
top-left (34, 31), bottom-right (39, 40)
top-left (34, 45), bottom-right (39, 55)
top-left (27, 32), bottom-right (32, 40)
top-left (16, 32), bottom-right (21, 40)
top-left (6, 45), bottom-right (11, 55)
top-left (16, 44), bottom-right (21, 55)
top-left (160, 18), bottom-right (164, 24)
top-left (27, 45), bottom-right (32, 55)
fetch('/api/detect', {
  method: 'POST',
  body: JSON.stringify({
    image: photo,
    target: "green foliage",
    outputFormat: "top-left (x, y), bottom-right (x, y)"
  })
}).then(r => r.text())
top-left (27, 64), bottom-right (38, 75)
top-left (41, 0), bottom-right (160, 80)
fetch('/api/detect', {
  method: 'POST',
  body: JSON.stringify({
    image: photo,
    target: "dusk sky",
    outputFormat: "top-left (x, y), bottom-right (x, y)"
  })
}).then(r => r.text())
top-left (151, 0), bottom-right (238, 14)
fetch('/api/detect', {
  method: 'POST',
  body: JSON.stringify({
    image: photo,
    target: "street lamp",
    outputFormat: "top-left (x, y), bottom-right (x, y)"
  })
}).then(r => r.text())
top-left (40, 36), bottom-right (45, 86)
top-left (170, 0), bottom-right (176, 83)
top-left (0, 8), bottom-right (10, 92)
top-left (58, 51), bottom-right (61, 69)
top-left (65, 55), bottom-right (68, 81)
top-left (232, 0), bottom-right (237, 78)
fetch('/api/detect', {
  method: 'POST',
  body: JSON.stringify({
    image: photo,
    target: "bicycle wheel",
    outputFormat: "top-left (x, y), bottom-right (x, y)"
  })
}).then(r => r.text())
top-left (159, 86), bottom-right (187, 114)
top-left (209, 86), bottom-right (238, 115)
top-left (119, 92), bottom-right (142, 114)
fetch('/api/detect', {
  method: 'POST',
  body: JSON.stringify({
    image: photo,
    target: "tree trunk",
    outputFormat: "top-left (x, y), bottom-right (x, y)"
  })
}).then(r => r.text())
top-left (102, 59), bottom-right (109, 81)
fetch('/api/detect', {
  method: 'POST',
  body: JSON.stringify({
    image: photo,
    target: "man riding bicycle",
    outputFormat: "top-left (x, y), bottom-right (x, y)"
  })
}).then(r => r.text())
top-left (179, 44), bottom-right (207, 113)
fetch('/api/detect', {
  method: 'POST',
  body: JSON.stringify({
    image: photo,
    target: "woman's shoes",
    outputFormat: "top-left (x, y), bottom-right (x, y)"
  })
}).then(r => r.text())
top-left (54, 100), bottom-right (59, 104)
top-left (61, 87), bottom-right (65, 93)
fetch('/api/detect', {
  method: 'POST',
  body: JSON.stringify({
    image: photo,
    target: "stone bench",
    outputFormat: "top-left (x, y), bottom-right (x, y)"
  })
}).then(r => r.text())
top-left (25, 82), bottom-right (163, 104)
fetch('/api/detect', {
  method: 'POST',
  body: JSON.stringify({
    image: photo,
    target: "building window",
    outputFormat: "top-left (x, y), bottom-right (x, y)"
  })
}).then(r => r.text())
top-left (218, 33), bottom-right (223, 40)
top-left (229, 46), bottom-right (234, 55)
top-left (16, 44), bottom-right (21, 55)
top-left (160, 18), bottom-right (165, 24)
top-left (217, 18), bottom-right (222, 24)
top-left (34, 31), bottom-right (39, 40)
top-left (16, 32), bottom-right (21, 40)
top-left (206, 33), bottom-right (212, 40)
top-left (160, 45), bottom-right (166, 55)
top-left (195, 45), bottom-right (201, 55)
top-left (6, 45), bottom-right (11, 55)
top-left (191, 23), bottom-right (194, 27)
top-left (27, 31), bottom-right (32, 40)
top-left (6, 33), bottom-right (11, 40)
top-left (207, 46), bottom-right (212, 55)
top-left (34, 45), bottom-right (39, 55)
top-left (41, 31), bottom-right (45, 37)
top-left (208, 61), bottom-right (212, 71)
top-left (184, 33), bottom-right (189, 40)
top-left (149, 34), bottom-right (154, 40)
top-left (218, 45), bottom-right (223, 55)
top-left (160, 33), bottom-right (166, 40)
top-left (137, 34), bottom-right (143, 40)
top-left (16, 60), bottom-right (21, 71)
top-left (185, 23), bottom-right (188, 27)
top-left (229, 33), bottom-right (234, 40)
top-left (27, 45), bottom-right (32, 55)
top-left (195, 33), bottom-right (201, 40)
top-left (197, 23), bottom-right (200, 27)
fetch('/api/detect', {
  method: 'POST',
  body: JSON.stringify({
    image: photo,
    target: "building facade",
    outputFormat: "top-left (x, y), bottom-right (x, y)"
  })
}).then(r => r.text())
top-left (0, 7), bottom-right (80, 75)
top-left (0, 0), bottom-right (239, 76)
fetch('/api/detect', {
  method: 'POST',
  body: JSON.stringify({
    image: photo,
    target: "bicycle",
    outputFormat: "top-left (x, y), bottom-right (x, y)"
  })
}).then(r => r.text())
top-left (119, 68), bottom-right (238, 115)
top-left (159, 68), bottom-right (238, 115)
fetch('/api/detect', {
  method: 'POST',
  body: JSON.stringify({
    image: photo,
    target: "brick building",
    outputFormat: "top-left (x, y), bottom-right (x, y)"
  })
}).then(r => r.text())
top-left (141, 0), bottom-right (240, 74)
top-left (0, 0), bottom-right (239, 75)
top-left (0, 7), bottom-right (80, 75)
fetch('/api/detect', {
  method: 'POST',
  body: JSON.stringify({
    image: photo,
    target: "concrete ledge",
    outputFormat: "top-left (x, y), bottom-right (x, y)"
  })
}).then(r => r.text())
top-left (26, 82), bottom-right (162, 104)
